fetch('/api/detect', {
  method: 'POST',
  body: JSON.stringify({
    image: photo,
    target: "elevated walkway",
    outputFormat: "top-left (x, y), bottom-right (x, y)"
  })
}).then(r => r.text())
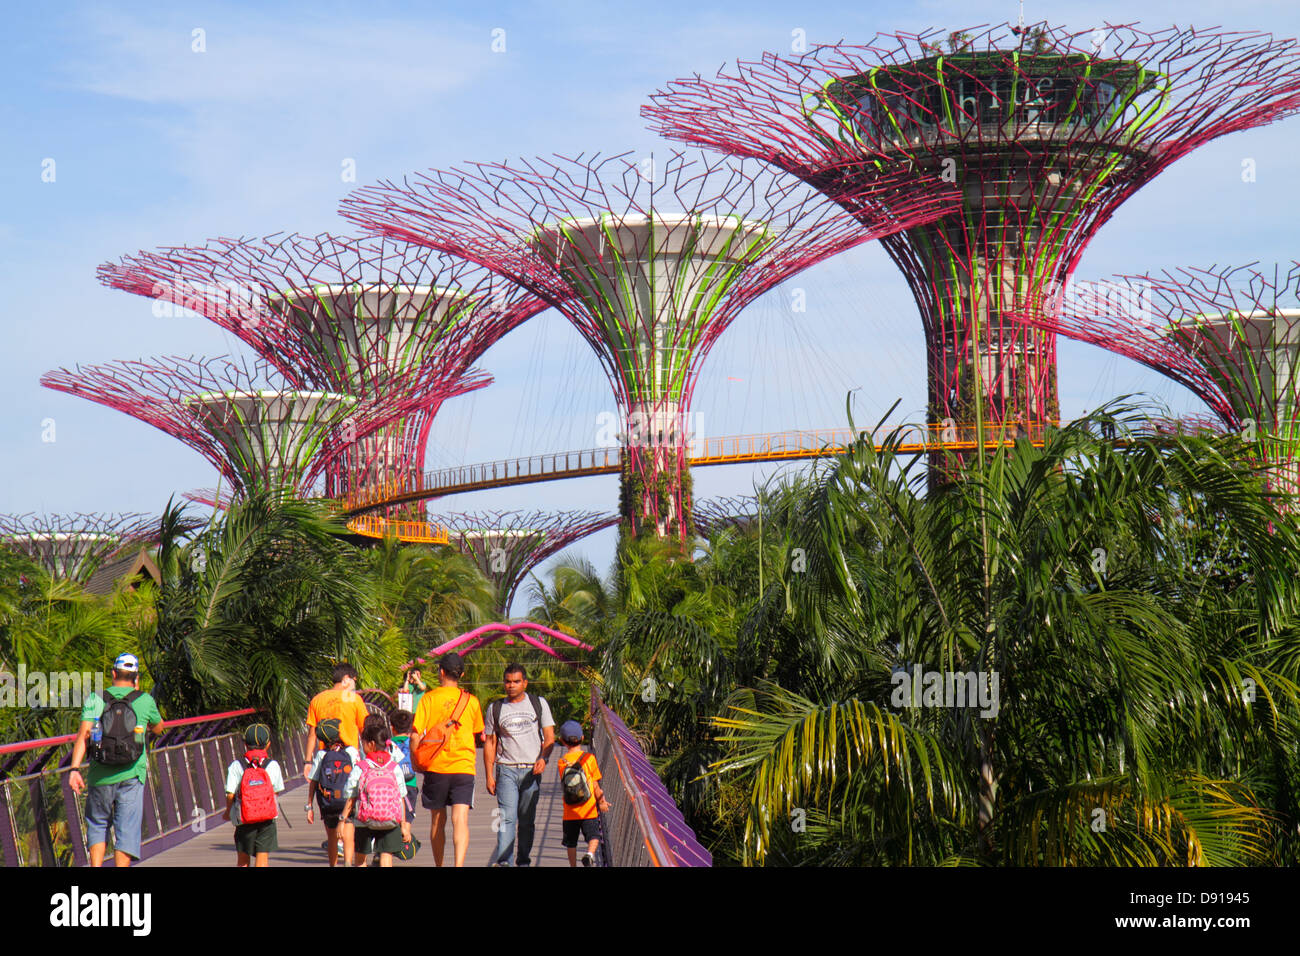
top-left (344, 422), bottom-right (1055, 517)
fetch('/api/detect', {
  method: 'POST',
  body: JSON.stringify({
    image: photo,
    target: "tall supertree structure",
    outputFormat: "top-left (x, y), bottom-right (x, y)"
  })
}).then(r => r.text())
top-left (644, 23), bottom-right (1300, 480)
top-left (98, 234), bottom-right (546, 506)
top-left (40, 355), bottom-right (394, 498)
top-left (1025, 262), bottom-right (1300, 500)
top-left (440, 510), bottom-right (617, 617)
top-left (342, 150), bottom-right (952, 540)
top-left (0, 512), bottom-right (159, 581)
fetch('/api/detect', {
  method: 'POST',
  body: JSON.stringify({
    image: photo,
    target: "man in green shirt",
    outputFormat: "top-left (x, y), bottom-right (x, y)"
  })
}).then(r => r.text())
top-left (69, 653), bottom-right (165, 866)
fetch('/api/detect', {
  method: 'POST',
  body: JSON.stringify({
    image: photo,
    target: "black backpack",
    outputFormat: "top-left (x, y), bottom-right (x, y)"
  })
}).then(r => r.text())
top-left (490, 693), bottom-right (545, 744)
top-left (562, 752), bottom-right (593, 805)
top-left (95, 690), bottom-right (145, 766)
top-left (317, 744), bottom-right (352, 815)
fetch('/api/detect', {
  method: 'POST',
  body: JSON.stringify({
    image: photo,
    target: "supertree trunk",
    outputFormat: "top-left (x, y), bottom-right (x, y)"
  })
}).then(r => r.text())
top-left (342, 150), bottom-right (953, 543)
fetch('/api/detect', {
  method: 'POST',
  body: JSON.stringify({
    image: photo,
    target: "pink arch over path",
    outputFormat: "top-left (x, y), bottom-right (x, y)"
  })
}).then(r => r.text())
top-left (404, 621), bottom-right (593, 670)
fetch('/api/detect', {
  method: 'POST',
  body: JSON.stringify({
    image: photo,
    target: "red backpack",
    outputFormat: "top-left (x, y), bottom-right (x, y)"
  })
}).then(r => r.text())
top-left (237, 750), bottom-right (278, 824)
top-left (355, 753), bottom-right (403, 829)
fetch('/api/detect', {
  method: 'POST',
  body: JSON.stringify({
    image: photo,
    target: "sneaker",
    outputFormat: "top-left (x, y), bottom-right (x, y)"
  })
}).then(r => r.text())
top-left (581, 852), bottom-right (594, 867)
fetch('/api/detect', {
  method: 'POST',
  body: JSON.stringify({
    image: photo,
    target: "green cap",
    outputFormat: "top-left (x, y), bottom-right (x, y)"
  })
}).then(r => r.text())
top-left (244, 723), bottom-right (271, 748)
top-left (316, 718), bottom-right (342, 744)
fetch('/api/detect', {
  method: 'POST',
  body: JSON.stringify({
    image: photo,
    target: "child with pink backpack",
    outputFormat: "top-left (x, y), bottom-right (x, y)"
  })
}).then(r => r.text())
top-left (342, 714), bottom-right (412, 867)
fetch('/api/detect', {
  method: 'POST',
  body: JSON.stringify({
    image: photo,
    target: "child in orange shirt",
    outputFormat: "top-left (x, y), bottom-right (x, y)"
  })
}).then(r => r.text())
top-left (556, 719), bottom-right (610, 867)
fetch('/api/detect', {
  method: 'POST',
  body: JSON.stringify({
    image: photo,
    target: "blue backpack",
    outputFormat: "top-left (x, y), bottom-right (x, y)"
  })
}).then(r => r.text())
top-left (317, 744), bottom-right (352, 814)
top-left (392, 737), bottom-right (415, 784)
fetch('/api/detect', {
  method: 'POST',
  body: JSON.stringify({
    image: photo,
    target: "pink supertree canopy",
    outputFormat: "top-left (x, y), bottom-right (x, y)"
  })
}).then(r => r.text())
top-left (40, 354), bottom-right (426, 498)
top-left (1020, 262), bottom-right (1300, 500)
top-left (644, 22), bottom-right (1300, 480)
top-left (98, 234), bottom-right (548, 504)
top-left (340, 149), bottom-right (953, 540)
top-left (440, 509), bottom-right (617, 617)
top-left (0, 511), bottom-right (160, 581)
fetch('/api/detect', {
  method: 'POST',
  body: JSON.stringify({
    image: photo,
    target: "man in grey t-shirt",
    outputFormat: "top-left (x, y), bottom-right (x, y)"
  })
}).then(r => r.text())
top-left (484, 663), bottom-right (555, 866)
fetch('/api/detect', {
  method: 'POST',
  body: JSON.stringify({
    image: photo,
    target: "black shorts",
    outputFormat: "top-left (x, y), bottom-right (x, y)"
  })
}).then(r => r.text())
top-left (421, 772), bottom-right (475, 809)
top-left (316, 793), bottom-right (352, 829)
top-left (234, 820), bottom-right (278, 855)
top-left (353, 825), bottom-right (404, 856)
top-left (562, 818), bottom-right (600, 848)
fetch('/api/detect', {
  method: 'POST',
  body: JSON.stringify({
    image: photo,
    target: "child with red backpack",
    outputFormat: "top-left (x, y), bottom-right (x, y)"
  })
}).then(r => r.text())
top-left (342, 714), bottom-right (412, 867)
top-left (306, 718), bottom-right (357, 867)
top-left (222, 723), bottom-right (286, 867)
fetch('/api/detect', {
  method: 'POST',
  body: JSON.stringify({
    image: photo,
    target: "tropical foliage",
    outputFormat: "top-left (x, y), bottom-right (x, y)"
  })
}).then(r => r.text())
top-left (8, 397), bottom-right (1300, 867)
top-left (0, 547), bottom-right (144, 740)
top-left (564, 402), bottom-right (1300, 866)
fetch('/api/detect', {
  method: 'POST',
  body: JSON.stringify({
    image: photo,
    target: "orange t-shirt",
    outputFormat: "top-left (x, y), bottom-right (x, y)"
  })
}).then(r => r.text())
top-left (306, 687), bottom-right (369, 749)
top-left (558, 747), bottom-right (602, 821)
top-left (413, 686), bottom-right (484, 776)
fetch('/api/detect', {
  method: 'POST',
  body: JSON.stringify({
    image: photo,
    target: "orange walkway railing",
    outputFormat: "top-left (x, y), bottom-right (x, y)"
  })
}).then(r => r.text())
top-left (341, 422), bottom-right (1057, 519)
top-left (344, 514), bottom-right (451, 544)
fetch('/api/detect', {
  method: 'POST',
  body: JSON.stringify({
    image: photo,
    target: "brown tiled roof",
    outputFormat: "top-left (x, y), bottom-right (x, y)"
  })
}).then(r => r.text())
top-left (83, 548), bottom-right (160, 596)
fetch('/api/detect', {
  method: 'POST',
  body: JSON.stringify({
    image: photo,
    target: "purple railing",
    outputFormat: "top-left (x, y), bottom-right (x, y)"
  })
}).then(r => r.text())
top-left (0, 708), bottom-right (309, 867)
top-left (590, 688), bottom-right (712, 867)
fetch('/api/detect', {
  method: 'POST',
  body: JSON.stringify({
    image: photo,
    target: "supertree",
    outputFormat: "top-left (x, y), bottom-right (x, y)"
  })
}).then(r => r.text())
top-left (692, 495), bottom-right (759, 538)
top-left (39, 354), bottom-right (407, 498)
top-left (0, 512), bottom-right (159, 581)
top-left (98, 234), bottom-right (547, 507)
top-left (644, 22), bottom-right (1300, 481)
top-left (440, 509), bottom-right (617, 617)
top-left (341, 150), bottom-right (953, 541)
top-left (1022, 262), bottom-right (1300, 501)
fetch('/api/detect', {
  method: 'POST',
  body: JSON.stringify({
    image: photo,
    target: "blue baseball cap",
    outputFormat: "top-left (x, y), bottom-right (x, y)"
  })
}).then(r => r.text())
top-left (559, 720), bottom-right (584, 741)
top-left (113, 653), bottom-right (140, 673)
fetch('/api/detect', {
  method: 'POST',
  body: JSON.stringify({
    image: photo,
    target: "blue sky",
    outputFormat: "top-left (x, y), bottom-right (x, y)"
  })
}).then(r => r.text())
top-left (3, 0), bottom-right (1298, 608)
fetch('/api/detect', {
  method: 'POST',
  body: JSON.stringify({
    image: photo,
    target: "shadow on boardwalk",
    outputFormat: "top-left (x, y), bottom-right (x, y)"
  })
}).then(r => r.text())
top-left (142, 751), bottom-right (570, 868)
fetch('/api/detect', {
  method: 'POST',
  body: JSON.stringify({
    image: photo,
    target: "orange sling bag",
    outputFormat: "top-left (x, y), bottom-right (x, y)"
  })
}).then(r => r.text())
top-left (413, 690), bottom-right (471, 771)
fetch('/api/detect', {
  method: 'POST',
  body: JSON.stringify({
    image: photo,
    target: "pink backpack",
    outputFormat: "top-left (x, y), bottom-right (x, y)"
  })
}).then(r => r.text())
top-left (356, 754), bottom-right (403, 829)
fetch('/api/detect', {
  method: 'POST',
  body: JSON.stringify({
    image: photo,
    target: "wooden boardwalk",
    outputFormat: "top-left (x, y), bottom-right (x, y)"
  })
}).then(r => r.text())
top-left (142, 751), bottom-right (572, 868)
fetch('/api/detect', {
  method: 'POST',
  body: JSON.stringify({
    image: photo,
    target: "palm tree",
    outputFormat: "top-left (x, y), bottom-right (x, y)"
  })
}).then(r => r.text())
top-left (149, 494), bottom-right (394, 729)
top-left (711, 405), bottom-right (1300, 865)
top-left (0, 548), bottom-right (137, 740)
top-left (526, 553), bottom-right (616, 637)
top-left (364, 537), bottom-right (495, 662)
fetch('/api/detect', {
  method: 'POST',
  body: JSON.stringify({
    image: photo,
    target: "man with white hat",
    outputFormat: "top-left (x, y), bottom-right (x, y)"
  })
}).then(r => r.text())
top-left (68, 653), bottom-right (165, 866)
